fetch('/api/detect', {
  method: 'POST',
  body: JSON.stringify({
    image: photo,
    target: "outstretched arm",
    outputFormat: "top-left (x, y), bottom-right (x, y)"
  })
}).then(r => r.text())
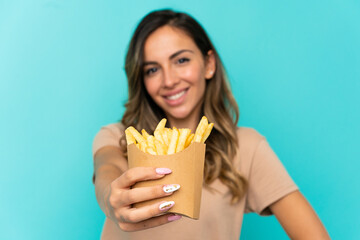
top-left (269, 190), bottom-right (330, 239)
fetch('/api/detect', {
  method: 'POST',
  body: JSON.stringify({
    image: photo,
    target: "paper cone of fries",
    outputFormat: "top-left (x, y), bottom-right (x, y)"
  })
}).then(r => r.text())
top-left (126, 116), bottom-right (212, 219)
top-left (127, 142), bottom-right (206, 219)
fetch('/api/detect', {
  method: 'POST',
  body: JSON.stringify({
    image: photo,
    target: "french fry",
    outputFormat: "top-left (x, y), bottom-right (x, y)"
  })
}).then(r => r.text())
top-left (154, 129), bottom-right (164, 144)
top-left (125, 129), bottom-right (136, 145)
top-left (161, 129), bottom-right (170, 146)
top-left (127, 126), bottom-right (146, 143)
top-left (166, 128), bottom-right (172, 143)
top-left (155, 139), bottom-right (166, 155)
top-left (141, 129), bottom-right (150, 139)
top-left (167, 127), bottom-right (179, 155)
top-left (146, 147), bottom-right (157, 155)
top-left (176, 128), bottom-right (191, 153)
top-left (185, 133), bottom-right (194, 147)
top-left (201, 123), bottom-right (214, 143)
top-left (155, 118), bottom-right (167, 131)
top-left (139, 141), bottom-right (147, 152)
top-left (147, 135), bottom-right (155, 150)
top-left (194, 116), bottom-right (208, 142)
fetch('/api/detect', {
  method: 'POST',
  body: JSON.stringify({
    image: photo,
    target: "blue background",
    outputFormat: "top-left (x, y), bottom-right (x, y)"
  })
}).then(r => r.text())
top-left (1, 0), bottom-right (359, 239)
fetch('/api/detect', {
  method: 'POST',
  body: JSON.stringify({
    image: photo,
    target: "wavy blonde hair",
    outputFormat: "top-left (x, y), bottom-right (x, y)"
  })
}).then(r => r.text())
top-left (120, 9), bottom-right (247, 203)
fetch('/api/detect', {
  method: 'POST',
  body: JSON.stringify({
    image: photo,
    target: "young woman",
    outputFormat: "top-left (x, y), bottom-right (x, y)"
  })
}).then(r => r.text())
top-left (92, 9), bottom-right (330, 239)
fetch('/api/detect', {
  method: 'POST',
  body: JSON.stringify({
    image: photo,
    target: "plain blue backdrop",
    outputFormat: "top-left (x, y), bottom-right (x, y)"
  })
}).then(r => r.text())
top-left (1, 0), bottom-right (359, 239)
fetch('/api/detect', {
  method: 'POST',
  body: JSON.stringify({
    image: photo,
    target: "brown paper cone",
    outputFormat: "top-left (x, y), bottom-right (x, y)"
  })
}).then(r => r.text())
top-left (127, 142), bottom-right (205, 219)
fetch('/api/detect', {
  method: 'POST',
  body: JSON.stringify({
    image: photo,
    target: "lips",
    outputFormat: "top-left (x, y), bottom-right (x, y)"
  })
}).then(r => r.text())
top-left (166, 89), bottom-right (187, 100)
top-left (162, 88), bottom-right (189, 106)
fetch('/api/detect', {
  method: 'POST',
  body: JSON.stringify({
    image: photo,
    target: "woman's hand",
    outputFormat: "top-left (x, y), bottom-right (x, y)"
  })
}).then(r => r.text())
top-left (104, 166), bottom-right (181, 232)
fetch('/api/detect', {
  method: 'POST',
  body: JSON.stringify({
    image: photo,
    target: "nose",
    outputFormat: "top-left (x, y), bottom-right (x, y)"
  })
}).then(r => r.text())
top-left (162, 67), bottom-right (179, 88)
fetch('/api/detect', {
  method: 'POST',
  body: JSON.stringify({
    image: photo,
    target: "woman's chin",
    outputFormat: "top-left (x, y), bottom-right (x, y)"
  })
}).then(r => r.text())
top-left (166, 109), bottom-right (192, 121)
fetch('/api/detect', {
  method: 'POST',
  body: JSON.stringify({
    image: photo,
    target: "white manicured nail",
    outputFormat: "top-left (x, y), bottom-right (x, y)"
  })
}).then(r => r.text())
top-left (163, 184), bottom-right (180, 193)
top-left (159, 201), bottom-right (175, 211)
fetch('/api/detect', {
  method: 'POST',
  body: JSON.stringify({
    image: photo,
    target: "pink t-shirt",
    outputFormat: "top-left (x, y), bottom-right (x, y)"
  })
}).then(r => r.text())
top-left (92, 123), bottom-right (298, 240)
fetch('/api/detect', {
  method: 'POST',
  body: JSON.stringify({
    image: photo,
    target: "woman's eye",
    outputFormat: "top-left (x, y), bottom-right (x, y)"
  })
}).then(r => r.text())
top-left (145, 67), bottom-right (157, 75)
top-left (177, 58), bottom-right (189, 64)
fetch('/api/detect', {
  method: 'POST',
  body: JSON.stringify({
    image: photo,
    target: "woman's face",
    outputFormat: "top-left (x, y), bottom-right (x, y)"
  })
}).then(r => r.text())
top-left (143, 25), bottom-right (215, 127)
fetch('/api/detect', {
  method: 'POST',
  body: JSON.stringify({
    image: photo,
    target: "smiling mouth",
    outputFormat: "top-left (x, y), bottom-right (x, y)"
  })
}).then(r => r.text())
top-left (165, 89), bottom-right (188, 101)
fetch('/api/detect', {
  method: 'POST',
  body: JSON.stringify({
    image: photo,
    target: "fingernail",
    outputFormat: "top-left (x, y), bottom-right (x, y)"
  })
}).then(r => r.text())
top-left (168, 214), bottom-right (182, 222)
top-left (163, 184), bottom-right (180, 193)
top-left (159, 201), bottom-right (175, 211)
top-left (156, 168), bottom-right (172, 175)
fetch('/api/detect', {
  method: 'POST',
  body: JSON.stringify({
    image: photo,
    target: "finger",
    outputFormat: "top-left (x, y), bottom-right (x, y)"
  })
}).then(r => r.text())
top-left (120, 200), bottom-right (178, 224)
top-left (112, 167), bottom-right (172, 189)
top-left (113, 184), bottom-right (180, 207)
top-left (118, 213), bottom-right (182, 232)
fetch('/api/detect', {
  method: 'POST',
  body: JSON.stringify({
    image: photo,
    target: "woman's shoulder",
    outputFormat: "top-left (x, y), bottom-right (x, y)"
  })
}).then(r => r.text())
top-left (234, 127), bottom-right (268, 163)
top-left (94, 122), bottom-right (125, 140)
top-left (99, 122), bottom-right (124, 136)
top-left (236, 126), bottom-right (265, 146)
top-left (233, 127), bottom-right (268, 175)
top-left (92, 122), bottom-right (124, 157)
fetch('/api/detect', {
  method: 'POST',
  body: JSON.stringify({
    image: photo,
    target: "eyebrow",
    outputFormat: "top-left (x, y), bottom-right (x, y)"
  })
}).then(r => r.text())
top-left (143, 49), bottom-right (194, 66)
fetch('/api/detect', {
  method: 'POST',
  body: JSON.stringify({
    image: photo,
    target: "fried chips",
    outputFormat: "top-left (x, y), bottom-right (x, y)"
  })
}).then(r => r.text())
top-left (125, 116), bottom-right (213, 155)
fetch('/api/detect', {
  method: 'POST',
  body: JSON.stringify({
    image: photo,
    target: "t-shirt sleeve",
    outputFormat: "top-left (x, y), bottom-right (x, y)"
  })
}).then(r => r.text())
top-left (245, 137), bottom-right (298, 216)
top-left (92, 123), bottom-right (123, 158)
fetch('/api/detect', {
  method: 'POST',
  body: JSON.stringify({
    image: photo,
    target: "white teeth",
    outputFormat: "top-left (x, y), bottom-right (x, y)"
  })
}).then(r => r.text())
top-left (166, 90), bottom-right (186, 100)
